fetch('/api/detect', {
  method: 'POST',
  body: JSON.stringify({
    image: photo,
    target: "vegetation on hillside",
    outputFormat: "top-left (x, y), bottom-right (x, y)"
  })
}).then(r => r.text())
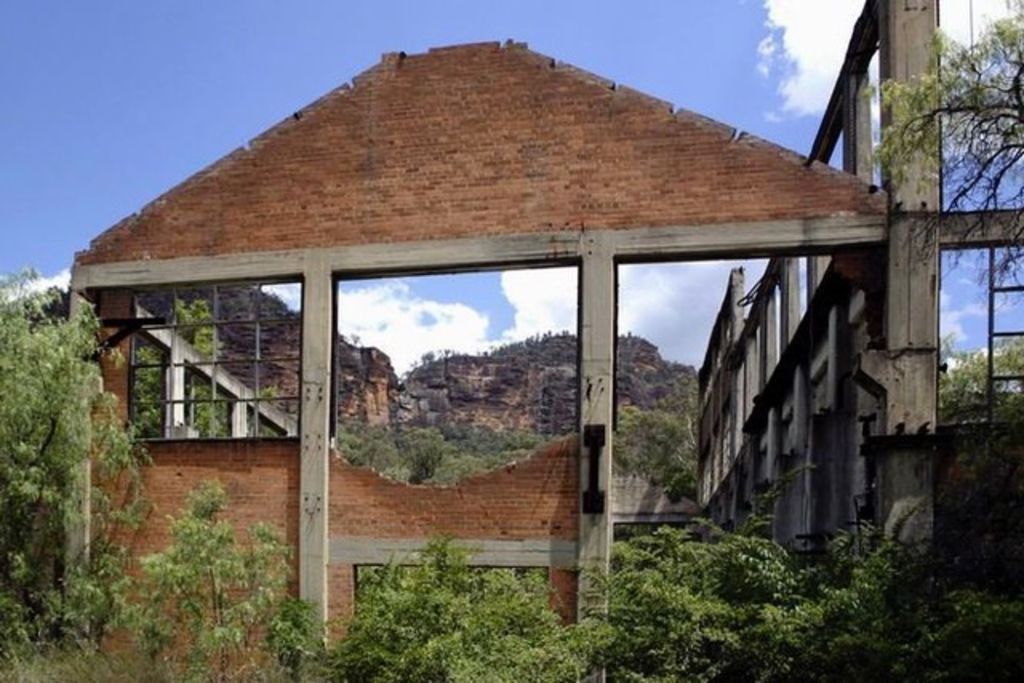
top-left (340, 332), bottom-right (700, 496)
top-left (338, 423), bottom-right (546, 485)
top-left (615, 376), bottom-right (698, 501)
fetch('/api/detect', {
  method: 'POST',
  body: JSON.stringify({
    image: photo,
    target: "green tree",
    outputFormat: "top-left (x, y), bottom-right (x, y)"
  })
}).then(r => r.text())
top-left (398, 427), bottom-right (456, 484)
top-left (327, 539), bottom-right (605, 682)
top-left (940, 335), bottom-right (1024, 424)
top-left (129, 480), bottom-right (298, 682)
top-left (615, 378), bottom-right (699, 501)
top-left (0, 272), bottom-right (144, 657)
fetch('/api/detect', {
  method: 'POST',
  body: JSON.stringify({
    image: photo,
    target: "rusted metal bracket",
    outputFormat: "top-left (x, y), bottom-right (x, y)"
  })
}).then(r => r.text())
top-left (94, 316), bottom-right (166, 359)
top-left (582, 423), bottom-right (606, 514)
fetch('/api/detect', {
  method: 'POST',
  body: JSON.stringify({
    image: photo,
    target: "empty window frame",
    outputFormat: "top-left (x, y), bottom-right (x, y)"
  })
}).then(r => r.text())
top-left (130, 281), bottom-right (302, 439)
top-left (334, 265), bottom-right (579, 485)
top-left (940, 247), bottom-right (1024, 424)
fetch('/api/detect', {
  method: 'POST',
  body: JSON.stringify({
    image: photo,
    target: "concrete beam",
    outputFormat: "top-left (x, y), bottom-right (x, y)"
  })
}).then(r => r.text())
top-left (933, 210), bottom-right (1024, 248)
top-left (299, 260), bottom-right (332, 623)
top-left (328, 537), bottom-right (577, 568)
top-left (72, 215), bottom-right (886, 291)
top-left (610, 215), bottom-right (886, 260)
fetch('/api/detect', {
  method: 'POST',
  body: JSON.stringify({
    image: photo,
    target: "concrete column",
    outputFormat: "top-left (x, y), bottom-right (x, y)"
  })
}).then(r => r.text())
top-left (843, 68), bottom-right (874, 184)
top-left (864, 0), bottom-right (940, 542)
top-left (66, 289), bottom-right (92, 566)
top-left (764, 291), bottom-right (779, 379)
top-left (781, 258), bottom-right (801, 344)
top-left (878, 0), bottom-right (940, 433)
top-left (168, 338), bottom-right (185, 436)
top-left (299, 259), bottom-right (332, 623)
top-left (230, 401), bottom-right (248, 438)
top-left (577, 232), bottom-right (615, 621)
top-left (880, 0), bottom-right (940, 213)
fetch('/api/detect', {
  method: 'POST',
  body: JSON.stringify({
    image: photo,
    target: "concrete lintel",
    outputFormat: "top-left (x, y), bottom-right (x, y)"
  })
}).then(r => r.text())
top-left (72, 215), bottom-right (886, 291)
top-left (328, 537), bottom-right (578, 568)
top-left (611, 215), bottom-right (886, 260)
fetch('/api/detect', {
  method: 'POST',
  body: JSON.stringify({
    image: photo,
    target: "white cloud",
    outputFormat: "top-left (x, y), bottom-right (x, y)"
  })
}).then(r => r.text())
top-left (619, 260), bottom-right (768, 367)
top-left (758, 1), bottom-right (1016, 120)
top-left (337, 281), bottom-right (492, 374)
top-left (498, 267), bottom-right (578, 342)
top-left (758, 0), bottom-right (864, 117)
top-left (27, 268), bottom-right (71, 293)
top-left (1, 268), bottom-right (70, 303)
top-left (941, 0), bottom-right (1013, 46)
top-left (336, 260), bottom-right (775, 375)
top-left (940, 290), bottom-right (986, 344)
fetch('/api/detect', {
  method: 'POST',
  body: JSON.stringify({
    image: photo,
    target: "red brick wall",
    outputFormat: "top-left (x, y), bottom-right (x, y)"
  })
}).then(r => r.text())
top-left (119, 440), bottom-right (301, 577)
top-left (78, 42), bottom-right (884, 266)
top-left (329, 436), bottom-right (580, 622)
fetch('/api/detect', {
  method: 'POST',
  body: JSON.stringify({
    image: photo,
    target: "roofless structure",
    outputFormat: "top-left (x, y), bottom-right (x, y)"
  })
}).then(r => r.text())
top-left (72, 1), bottom-right (996, 626)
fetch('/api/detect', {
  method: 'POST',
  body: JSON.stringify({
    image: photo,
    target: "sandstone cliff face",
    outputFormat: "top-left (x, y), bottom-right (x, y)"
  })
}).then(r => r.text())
top-left (335, 341), bottom-right (398, 426)
top-left (334, 333), bottom-right (694, 435)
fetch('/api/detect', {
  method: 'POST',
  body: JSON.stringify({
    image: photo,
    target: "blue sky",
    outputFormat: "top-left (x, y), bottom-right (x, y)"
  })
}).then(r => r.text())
top-left (1, 1), bottom-right (1009, 367)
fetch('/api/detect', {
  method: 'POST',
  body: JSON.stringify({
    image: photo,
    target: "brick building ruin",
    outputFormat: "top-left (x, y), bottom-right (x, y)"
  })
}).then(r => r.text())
top-left (69, 0), bottom-right (1006, 626)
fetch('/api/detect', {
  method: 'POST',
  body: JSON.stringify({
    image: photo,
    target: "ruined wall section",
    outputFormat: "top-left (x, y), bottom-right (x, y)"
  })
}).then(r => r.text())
top-left (329, 437), bottom-right (580, 622)
top-left (96, 287), bottom-right (578, 624)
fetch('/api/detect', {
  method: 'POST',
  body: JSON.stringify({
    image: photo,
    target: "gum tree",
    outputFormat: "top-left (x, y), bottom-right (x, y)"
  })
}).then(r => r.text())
top-left (0, 273), bottom-right (144, 656)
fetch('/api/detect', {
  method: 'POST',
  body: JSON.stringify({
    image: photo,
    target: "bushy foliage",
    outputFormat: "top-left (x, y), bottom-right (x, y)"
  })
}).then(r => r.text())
top-left (327, 540), bottom-right (606, 683)
top-left (604, 526), bottom-right (1024, 682)
top-left (0, 649), bottom-right (174, 683)
top-left (0, 272), bottom-right (145, 658)
top-left (129, 480), bottom-right (301, 682)
top-left (936, 335), bottom-right (1024, 591)
top-left (266, 597), bottom-right (324, 680)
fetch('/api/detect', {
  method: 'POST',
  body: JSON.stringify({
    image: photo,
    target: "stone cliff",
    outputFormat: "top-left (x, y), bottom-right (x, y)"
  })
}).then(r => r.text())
top-left (335, 332), bottom-right (694, 435)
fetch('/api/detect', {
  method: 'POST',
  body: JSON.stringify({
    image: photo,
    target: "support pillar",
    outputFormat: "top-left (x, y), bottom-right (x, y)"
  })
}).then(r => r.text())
top-left (878, 0), bottom-right (940, 431)
top-left (576, 232), bottom-right (615, 621)
top-left (781, 258), bottom-right (801, 344)
top-left (843, 67), bottom-right (874, 184)
top-left (66, 288), bottom-right (92, 567)
top-left (299, 259), bottom-right (332, 623)
top-left (862, 0), bottom-right (940, 541)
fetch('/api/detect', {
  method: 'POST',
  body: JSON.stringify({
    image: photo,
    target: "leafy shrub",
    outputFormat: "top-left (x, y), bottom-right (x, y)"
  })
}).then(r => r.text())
top-left (614, 376), bottom-right (699, 502)
top-left (327, 539), bottom-right (606, 682)
top-left (267, 597), bottom-right (324, 680)
top-left (604, 526), bottom-right (1024, 682)
top-left (129, 480), bottom-right (294, 682)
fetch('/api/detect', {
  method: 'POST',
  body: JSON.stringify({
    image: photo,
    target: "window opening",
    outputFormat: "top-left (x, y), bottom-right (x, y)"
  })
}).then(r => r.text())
top-left (335, 265), bottom-right (578, 485)
top-left (130, 281), bottom-right (302, 439)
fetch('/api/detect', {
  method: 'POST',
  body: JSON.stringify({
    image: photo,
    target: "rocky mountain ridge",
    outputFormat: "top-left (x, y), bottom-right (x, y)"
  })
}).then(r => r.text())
top-left (335, 332), bottom-right (695, 435)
